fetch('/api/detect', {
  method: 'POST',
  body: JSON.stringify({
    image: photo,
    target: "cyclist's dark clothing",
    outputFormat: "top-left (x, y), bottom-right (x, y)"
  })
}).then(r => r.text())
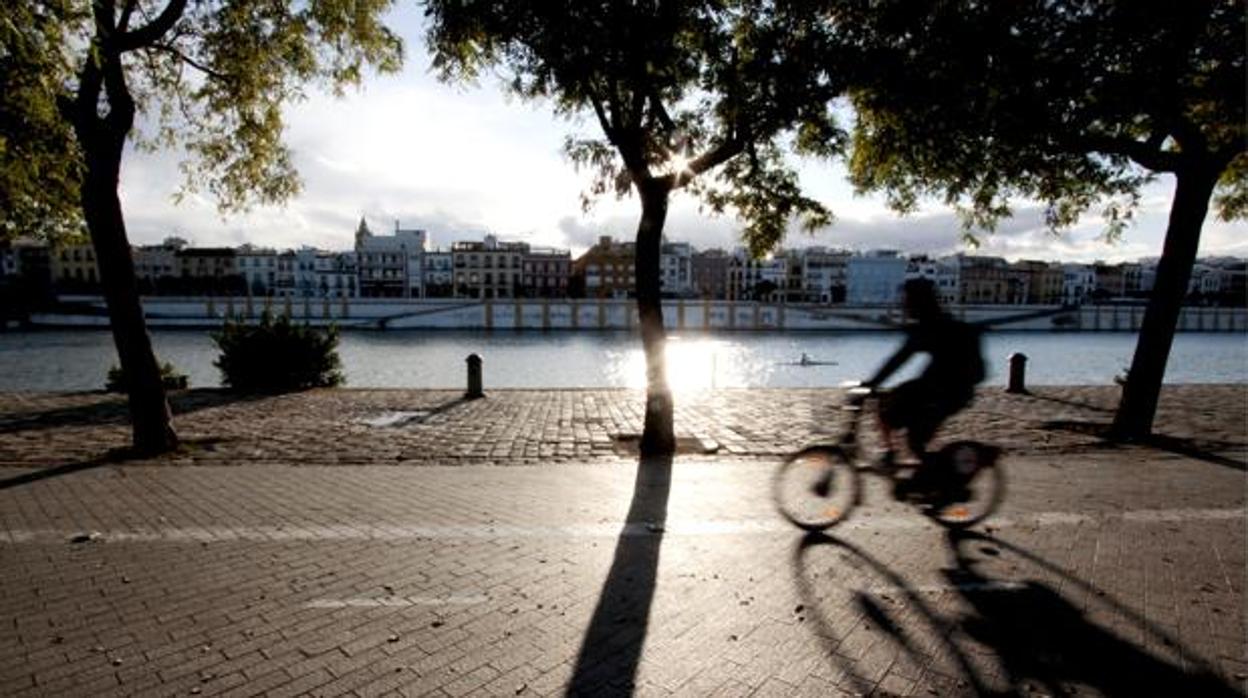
top-left (875, 313), bottom-right (984, 454)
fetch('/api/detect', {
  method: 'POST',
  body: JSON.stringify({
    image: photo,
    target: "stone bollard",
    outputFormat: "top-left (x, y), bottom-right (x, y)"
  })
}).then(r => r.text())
top-left (1007, 352), bottom-right (1028, 394)
top-left (466, 353), bottom-right (484, 399)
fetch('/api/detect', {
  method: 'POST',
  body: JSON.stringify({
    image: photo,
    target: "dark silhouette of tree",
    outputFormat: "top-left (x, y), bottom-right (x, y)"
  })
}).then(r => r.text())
top-left (424, 1), bottom-right (841, 454)
top-left (827, 0), bottom-right (1244, 438)
top-left (1, 0), bottom-right (401, 453)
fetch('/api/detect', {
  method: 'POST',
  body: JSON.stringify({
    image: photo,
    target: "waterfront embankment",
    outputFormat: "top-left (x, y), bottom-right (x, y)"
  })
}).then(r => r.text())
top-left (32, 295), bottom-right (1248, 332)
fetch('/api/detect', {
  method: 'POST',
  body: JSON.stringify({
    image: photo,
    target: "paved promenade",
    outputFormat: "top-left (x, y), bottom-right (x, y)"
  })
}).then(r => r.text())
top-left (0, 386), bottom-right (1245, 696)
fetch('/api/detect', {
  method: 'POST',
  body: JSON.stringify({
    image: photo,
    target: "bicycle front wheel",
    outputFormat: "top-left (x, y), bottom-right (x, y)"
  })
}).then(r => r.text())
top-left (773, 445), bottom-right (860, 531)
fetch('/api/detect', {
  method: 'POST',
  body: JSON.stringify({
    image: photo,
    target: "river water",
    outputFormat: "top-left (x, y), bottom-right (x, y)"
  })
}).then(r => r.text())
top-left (2, 329), bottom-right (1244, 392)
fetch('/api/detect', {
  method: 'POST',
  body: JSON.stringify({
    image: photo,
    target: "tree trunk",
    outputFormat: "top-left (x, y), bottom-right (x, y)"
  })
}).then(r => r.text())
top-left (1111, 162), bottom-right (1220, 439)
top-left (75, 103), bottom-right (178, 456)
top-left (635, 179), bottom-right (675, 456)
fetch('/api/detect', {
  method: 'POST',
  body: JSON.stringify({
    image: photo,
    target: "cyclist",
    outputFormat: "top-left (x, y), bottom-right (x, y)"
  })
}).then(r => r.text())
top-left (863, 278), bottom-right (985, 500)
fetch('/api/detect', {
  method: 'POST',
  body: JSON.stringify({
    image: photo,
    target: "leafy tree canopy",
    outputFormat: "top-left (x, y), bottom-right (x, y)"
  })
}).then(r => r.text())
top-left (424, 0), bottom-right (846, 256)
top-left (1, 1), bottom-right (84, 240)
top-left (831, 0), bottom-right (1245, 240)
top-left (0, 0), bottom-right (404, 239)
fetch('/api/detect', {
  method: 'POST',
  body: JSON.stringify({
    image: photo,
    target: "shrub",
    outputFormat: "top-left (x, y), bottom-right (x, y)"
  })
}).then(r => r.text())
top-left (212, 313), bottom-right (344, 392)
top-left (105, 362), bottom-right (189, 393)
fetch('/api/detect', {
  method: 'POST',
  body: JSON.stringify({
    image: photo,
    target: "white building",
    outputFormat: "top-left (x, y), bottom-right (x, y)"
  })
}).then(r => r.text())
top-left (292, 247), bottom-right (320, 297)
top-left (355, 218), bottom-right (427, 297)
top-left (660, 241), bottom-right (694, 297)
top-left (1062, 263), bottom-right (1096, 305)
top-left (728, 249), bottom-right (791, 301)
top-left (134, 238), bottom-right (184, 290)
top-left (905, 255), bottom-right (963, 306)
top-left (236, 245), bottom-right (277, 296)
top-left (274, 250), bottom-right (296, 296)
top-left (799, 247), bottom-right (849, 304)
top-left (423, 249), bottom-right (454, 297)
top-left (846, 250), bottom-right (906, 305)
top-left (314, 251), bottom-right (358, 298)
top-left (1189, 263), bottom-right (1222, 298)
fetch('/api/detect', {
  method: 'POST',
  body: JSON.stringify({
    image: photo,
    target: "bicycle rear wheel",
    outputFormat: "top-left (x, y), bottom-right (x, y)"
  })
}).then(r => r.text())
top-left (773, 445), bottom-right (859, 531)
top-left (926, 441), bottom-right (1006, 529)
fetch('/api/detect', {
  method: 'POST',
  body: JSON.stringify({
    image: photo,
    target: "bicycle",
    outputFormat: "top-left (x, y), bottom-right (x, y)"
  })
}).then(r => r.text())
top-left (773, 386), bottom-right (1006, 531)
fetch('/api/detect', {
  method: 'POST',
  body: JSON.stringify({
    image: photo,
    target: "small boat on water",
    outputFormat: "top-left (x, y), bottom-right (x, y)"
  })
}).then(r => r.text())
top-left (779, 353), bottom-right (838, 367)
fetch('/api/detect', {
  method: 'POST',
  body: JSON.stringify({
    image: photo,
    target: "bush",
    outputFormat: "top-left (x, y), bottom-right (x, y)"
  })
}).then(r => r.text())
top-left (213, 313), bottom-right (344, 392)
top-left (106, 362), bottom-right (189, 393)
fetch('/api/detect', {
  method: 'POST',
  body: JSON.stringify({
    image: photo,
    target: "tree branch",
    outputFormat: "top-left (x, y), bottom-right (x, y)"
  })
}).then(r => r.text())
top-left (1170, 117), bottom-right (1209, 158)
top-left (669, 136), bottom-right (744, 189)
top-left (150, 42), bottom-right (230, 82)
top-left (648, 90), bottom-right (677, 134)
top-left (101, 46), bottom-right (135, 129)
top-left (1076, 134), bottom-right (1182, 173)
top-left (588, 92), bottom-right (616, 144)
top-left (92, 0), bottom-right (117, 38)
top-left (118, 0), bottom-right (187, 51)
top-left (117, 0), bottom-right (138, 33)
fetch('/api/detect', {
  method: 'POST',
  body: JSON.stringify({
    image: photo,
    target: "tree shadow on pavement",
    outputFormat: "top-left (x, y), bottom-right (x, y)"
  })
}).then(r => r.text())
top-left (0, 436), bottom-right (235, 490)
top-left (567, 454), bottom-right (672, 697)
top-left (1041, 419), bottom-right (1246, 472)
top-left (0, 448), bottom-right (128, 490)
top-left (942, 529), bottom-right (1240, 697)
top-left (791, 531), bottom-right (1240, 697)
top-left (0, 389), bottom-right (271, 435)
top-left (1020, 391), bottom-right (1115, 414)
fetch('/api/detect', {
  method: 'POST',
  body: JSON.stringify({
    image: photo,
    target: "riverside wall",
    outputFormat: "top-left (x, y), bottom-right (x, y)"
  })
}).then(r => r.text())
top-left (30, 295), bottom-right (1248, 332)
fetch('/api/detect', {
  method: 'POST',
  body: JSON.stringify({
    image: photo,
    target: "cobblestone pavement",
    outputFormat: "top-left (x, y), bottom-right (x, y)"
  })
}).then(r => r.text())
top-left (1, 385), bottom-right (1245, 468)
top-left (0, 386), bottom-right (1245, 696)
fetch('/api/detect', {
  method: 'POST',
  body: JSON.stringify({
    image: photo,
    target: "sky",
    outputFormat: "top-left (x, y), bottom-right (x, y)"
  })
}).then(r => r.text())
top-left (117, 7), bottom-right (1245, 263)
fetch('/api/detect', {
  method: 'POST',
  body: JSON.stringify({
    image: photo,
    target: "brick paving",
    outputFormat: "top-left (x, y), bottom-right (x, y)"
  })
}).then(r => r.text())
top-left (0, 385), bottom-right (1245, 696)
top-left (1, 385), bottom-right (1244, 468)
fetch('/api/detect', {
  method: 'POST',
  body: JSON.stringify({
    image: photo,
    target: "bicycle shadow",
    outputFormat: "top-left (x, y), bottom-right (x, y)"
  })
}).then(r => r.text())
top-left (942, 529), bottom-right (1240, 697)
top-left (791, 530), bottom-right (1240, 697)
top-left (793, 532), bottom-right (990, 696)
top-left (567, 453), bottom-right (672, 696)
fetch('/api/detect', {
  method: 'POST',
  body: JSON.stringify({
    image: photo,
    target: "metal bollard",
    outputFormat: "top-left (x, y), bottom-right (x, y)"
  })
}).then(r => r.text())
top-left (466, 353), bottom-right (484, 399)
top-left (1007, 352), bottom-right (1028, 394)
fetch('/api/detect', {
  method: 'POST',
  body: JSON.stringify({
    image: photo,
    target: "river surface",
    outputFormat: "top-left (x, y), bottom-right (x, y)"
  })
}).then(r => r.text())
top-left (2, 329), bottom-right (1244, 392)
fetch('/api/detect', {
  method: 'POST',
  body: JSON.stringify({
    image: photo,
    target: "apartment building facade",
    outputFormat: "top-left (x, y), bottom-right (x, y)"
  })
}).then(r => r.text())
top-left (573, 236), bottom-right (635, 299)
top-left (355, 219), bottom-right (426, 298)
top-left (522, 248), bottom-right (572, 299)
top-left (452, 235), bottom-right (528, 299)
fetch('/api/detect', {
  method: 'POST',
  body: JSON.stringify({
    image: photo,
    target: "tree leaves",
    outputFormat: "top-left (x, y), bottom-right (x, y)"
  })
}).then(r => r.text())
top-left (1, 0), bottom-right (404, 233)
top-left (424, 0), bottom-right (846, 254)
top-left (834, 0), bottom-right (1245, 237)
top-left (0, 0), bottom-right (85, 240)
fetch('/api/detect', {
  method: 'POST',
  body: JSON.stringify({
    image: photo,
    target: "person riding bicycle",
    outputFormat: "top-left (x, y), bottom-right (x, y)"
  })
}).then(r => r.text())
top-left (862, 278), bottom-right (985, 500)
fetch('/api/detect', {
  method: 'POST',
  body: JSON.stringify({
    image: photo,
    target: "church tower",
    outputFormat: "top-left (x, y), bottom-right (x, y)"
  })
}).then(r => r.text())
top-left (354, 216), bottom-right (372, 248)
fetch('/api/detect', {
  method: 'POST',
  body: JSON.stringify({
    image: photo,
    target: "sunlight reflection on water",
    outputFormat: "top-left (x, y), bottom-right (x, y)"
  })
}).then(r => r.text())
top-left (604, 336), bottom-right (779, 392)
